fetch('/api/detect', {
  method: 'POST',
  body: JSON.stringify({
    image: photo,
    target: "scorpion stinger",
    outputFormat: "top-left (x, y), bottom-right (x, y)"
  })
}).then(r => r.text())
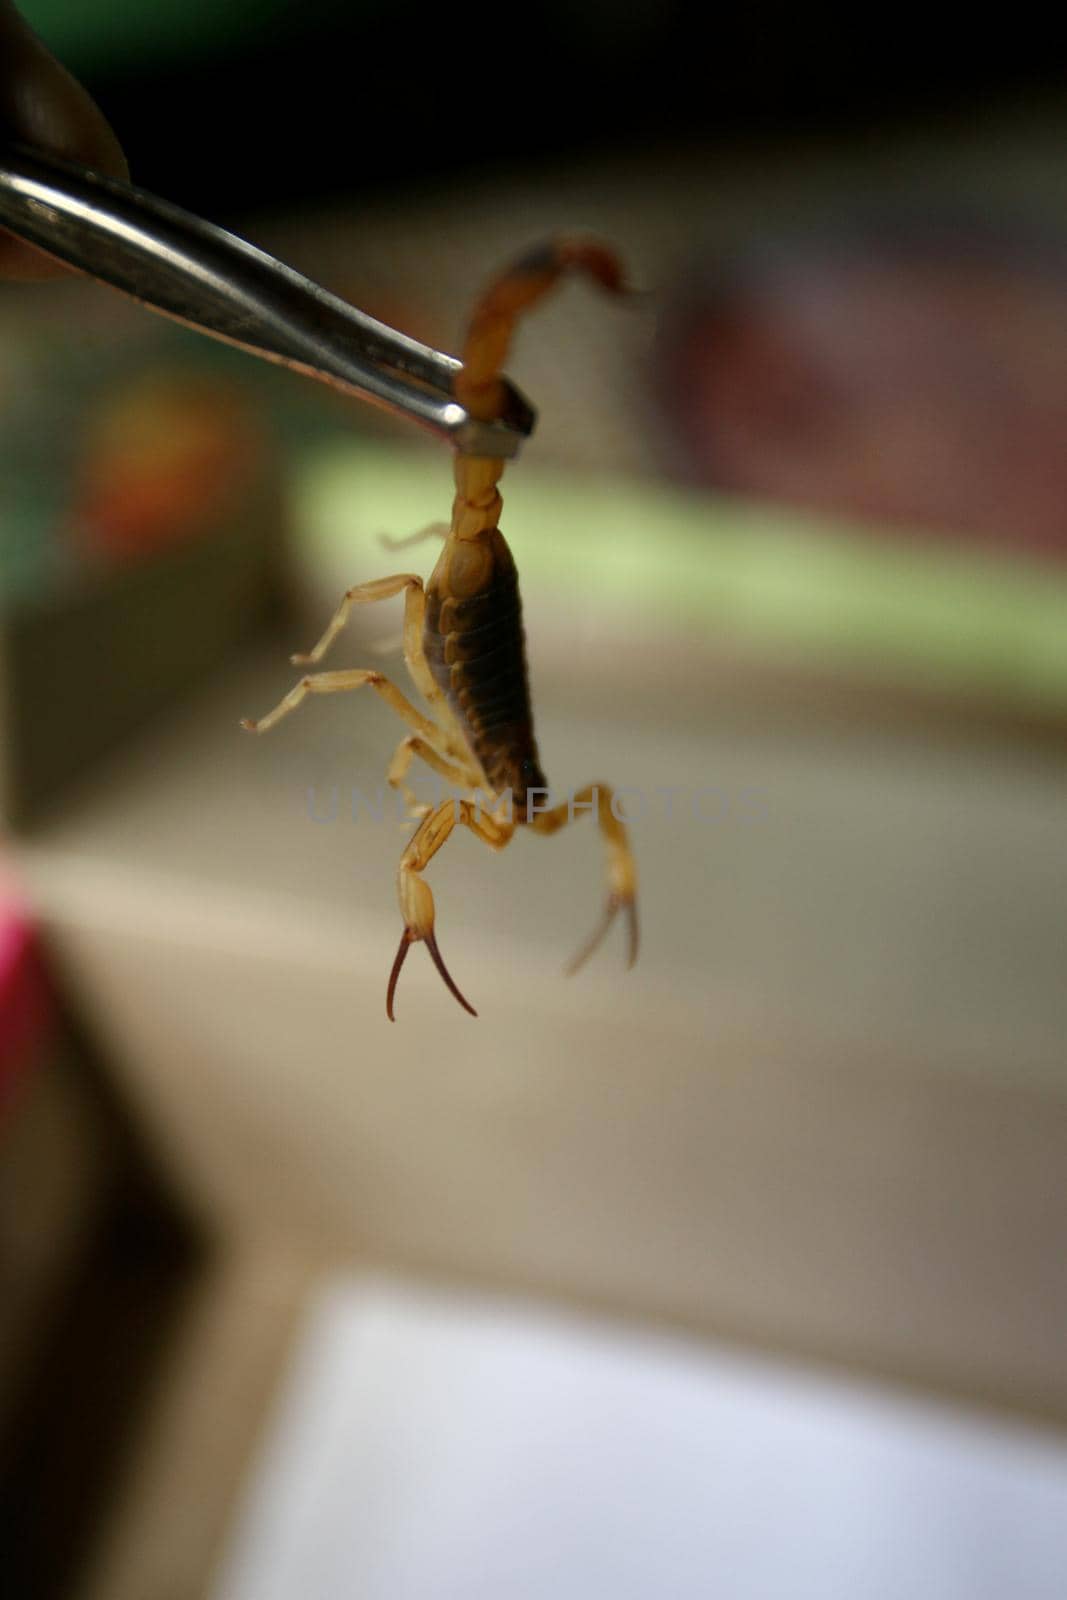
top-left (243, 235), bottom-right (640, 1017)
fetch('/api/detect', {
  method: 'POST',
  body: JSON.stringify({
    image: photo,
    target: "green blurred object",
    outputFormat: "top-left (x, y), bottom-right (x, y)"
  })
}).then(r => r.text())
top-left (298, 442), bottom-right (1067, 719)
top-left (21, 0), bottom-right (291, 70)
top-left (0, 312), bottom-right (291, 824)
top-left (0, 498), bottom-right (287, 823)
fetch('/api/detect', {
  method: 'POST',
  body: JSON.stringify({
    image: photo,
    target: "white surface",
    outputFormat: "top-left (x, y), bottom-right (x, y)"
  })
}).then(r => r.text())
top-left (214, 1279), bottom-right (1067, 1600)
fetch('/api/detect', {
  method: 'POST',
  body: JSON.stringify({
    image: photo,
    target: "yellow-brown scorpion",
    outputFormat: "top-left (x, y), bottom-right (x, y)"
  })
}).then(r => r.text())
top-left (242, 238), bottom-right (638, 1018)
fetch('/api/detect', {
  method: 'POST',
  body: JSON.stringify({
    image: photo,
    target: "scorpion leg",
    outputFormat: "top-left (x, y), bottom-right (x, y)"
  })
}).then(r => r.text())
top-left (289, 573), bottom-right (422, 666)
top-left (291, 571), bottom-right (471, 767)
top-left (241, 669), bottom-right (439, 741)
top-left (389, 800), bottom-right (513, 1020)
top-left (529, 784), bottom-right (638, 972)
top-left (359, 530), bottom-right (451, 682)
top-left (387, 735), bottom-right (483, 820)
top-left (379, 520), bottom-right (450, 551)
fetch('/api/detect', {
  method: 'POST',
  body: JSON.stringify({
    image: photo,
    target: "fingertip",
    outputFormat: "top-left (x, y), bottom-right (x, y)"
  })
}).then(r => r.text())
top-left (0, 2), bottom-right (128, 278)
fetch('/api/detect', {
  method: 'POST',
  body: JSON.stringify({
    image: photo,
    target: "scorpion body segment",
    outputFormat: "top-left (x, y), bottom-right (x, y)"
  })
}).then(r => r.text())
top-left (423, 508), bottom-right (546, 809)
top-left (243, 236), bottom-right (638, 1018)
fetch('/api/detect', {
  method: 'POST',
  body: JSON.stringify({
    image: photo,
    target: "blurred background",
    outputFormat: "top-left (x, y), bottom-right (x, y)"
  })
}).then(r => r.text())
top-left (3, 5), bottom-right (1067, 1597)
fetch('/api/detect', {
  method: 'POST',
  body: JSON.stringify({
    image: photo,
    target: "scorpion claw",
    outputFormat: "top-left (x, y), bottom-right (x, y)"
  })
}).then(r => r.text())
top-left (386, 927), bottom-right (478, 1021)
top-left (386, 929), bottom-right (413, 1021)
top-left (425, 931), bottom-right (478, 1017)
top-left (565, 892), bottom-right (636, 977)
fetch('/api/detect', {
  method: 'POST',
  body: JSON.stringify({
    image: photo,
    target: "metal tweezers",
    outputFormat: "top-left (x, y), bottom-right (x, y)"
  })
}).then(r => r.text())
top-left (0, 144), bottom-right (535, 458)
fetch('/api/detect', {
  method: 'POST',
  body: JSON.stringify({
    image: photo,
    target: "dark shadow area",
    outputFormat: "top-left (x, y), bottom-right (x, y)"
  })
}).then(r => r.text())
top-left (0, 1016), bottom-right (209, 1600)
top-left (78, 11), bottom-right (1067, 218)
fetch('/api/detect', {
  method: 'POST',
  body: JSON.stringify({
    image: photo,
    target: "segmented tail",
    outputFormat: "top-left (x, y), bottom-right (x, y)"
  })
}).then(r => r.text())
top-left (455, 237), bottom-right (628, 425)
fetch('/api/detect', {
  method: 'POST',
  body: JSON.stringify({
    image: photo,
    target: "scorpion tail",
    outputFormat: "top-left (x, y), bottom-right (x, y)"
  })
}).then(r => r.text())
top-left (455, 235), bottom-right (630, 424)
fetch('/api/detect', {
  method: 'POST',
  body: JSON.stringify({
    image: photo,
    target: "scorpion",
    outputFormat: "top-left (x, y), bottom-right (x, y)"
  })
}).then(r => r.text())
top-left (242, 237), bottom-right (638, 1018)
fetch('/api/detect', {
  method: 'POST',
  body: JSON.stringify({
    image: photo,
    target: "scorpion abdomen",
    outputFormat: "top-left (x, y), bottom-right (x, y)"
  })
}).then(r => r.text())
top-left (424, 526), bottom-right (547, 810)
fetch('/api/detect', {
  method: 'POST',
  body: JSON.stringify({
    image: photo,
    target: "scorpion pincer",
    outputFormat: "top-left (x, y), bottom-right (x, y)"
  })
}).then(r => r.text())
top-left (242, 237), bottom-right (639, 1018)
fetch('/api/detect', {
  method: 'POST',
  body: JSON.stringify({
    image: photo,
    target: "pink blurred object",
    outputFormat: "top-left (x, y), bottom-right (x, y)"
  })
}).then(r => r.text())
top-left (0, 880), bottom-right (53, 1115)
